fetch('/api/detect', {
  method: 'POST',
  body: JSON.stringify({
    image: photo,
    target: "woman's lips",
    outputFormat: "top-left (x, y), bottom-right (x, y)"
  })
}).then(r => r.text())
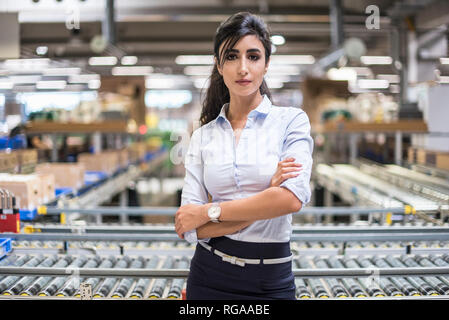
top-left (235, 80), bottom-right (252, 86)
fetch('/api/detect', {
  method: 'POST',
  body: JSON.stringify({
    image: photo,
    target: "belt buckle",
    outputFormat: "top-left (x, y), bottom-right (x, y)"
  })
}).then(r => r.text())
top-left (222, 254), bottom-right (245, 267)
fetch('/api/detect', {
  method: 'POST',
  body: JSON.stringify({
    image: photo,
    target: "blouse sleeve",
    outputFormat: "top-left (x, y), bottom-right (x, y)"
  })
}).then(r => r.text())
top-left (180, 128), bottom-right (209, 243)
top-left (279, 109), bottom-right (314, 208)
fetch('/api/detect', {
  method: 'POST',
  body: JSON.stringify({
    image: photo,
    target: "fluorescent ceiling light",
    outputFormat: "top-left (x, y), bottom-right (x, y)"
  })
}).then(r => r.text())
top-left (88, 79), bottom-right (101, 89)
top-left (176, 55), bottom-right (214, 65)
top-left (349, 67), bottom-right (372, 77)
top-left (377, 74), bottom-right (400, 83)
top-left (88, 56), bottom-right (118, 66)
top-left (3, 58), bottom-right (50, 67)
top-left (184, 66), bottom-right (213, 76)
top-left (66, 84), bottom-right (86, 91)
top-left (327, 67), bottom-right (357, 82)
top-left (267, 65), bottom-right (301, 75)
top-left (357, 79), bottom-right (389, 89)
top-left (264, 75), bottom-right (291, 83)
top-left (271, 35), bottom-right (285, 46)
top-left (121, 56), bottom-right (138, 65)
top-left (145, 78), bottom-right (175, 89)
top-left (439, 58), bottom-right (449, 64)
top-left (112, 66), bottom-right (153, 76)
top-left (36, 80), bottom-right (67, 90)
top-left (270, 55), bottom-right (315, 65)
top-left (43, 68), bottom-right (81, 76)
top-left (360, 56), bottom-right (393, 65)
top-left (193, 78), bottom-right (210, 89)
top-left (36, 46), bottom-right (48, 55)
top-left (3, 58), bottom-right (50, 71)
top-left (0, 81), bottom-right (14, 90)
top-left (9, 75), bottom-right (41, 84)
top-left (69, 74), bottom-right (100, 83)
top-left (265, 79), bottom-right (284, 89)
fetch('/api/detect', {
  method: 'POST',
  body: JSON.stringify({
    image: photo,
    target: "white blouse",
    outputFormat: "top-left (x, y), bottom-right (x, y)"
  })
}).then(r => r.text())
top-left (181, 94), bottom-right (314, 243)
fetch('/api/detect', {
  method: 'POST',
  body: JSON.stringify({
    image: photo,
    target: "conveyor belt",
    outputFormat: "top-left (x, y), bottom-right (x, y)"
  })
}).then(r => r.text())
top-left (1, 253), bottom-right (449, 299)
top-left (314, 164), bottom-right (448, 212)
top-left (333, 165), bottom-right (440, 211)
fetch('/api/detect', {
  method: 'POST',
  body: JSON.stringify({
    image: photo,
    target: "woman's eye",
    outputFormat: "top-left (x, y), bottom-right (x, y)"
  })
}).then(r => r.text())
top-left (248, 55), bottom-right (260, 61)
top-left (226, 54), bottom-right (237, 60)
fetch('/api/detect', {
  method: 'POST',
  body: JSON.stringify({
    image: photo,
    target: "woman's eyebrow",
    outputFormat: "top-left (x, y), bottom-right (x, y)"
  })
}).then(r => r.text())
top-left (227, 48), bottom-right (262, 53)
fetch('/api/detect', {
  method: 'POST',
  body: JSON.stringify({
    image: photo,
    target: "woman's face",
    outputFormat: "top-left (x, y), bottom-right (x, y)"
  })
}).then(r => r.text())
top-left (217, 35), bottom-right (269, 98)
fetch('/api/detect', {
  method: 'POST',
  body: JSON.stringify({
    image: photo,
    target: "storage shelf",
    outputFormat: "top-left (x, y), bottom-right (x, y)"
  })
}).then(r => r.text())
top-left (24, 121), bottom-right (135, 134)
top-left (314, 120), bottom-right (428, 134)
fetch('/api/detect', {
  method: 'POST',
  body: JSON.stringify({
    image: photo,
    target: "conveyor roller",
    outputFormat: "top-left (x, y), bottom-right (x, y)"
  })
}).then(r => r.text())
top-left (111, 256), bottom-right (145, 298)
top-left (356, 257), bottom-right (403, 297)
top-left (93, 256), bottom-right (131, 298)
top-left (296, 257), bottom-right (329, 298)
top-left (74, 256), bottom-right (116, 298)
top-left (129, 256), bottom-right (160, 299)
top-left (167, 257), bottom-right (189, 299)
top-left (39, 255), bottom-right (88, 297)
top-left (0, 255), bottom-right (43, 294)
top-left (327, 256), bottom-right (366, 297)
top-left (399, 255), bottom-right (440, 296)
top-left (414, 255), bottom-right (449, 294)
top-left (342, 257), bottom-right (384, 297)
top-left (21, 255), bottom-right (72, 296)
top-left (313, 257), bottom-right (349, 298)
top-left (372, 256), bottom-right (421, 296)
top-left (5, 255), bottom-right (58, 296)
top-left (149, 256), bottom-right (174, 298)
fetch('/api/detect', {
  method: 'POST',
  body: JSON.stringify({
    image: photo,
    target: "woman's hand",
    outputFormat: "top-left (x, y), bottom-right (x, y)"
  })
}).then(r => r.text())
top-left (175, 203), bottom-right (210, 239)
top-left (270, 158), bottom-right (302, 187)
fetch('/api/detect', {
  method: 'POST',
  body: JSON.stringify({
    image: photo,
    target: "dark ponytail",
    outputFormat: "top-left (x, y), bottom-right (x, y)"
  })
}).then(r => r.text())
top-left (200, 12), bottom-right (272, 126)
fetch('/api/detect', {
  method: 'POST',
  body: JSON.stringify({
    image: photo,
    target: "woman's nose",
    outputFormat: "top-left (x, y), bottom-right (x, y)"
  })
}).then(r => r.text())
top-left (238, 58), bottom-right (248, 75)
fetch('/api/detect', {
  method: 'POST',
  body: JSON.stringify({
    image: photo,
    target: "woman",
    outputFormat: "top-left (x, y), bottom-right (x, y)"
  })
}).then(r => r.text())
top-left (175, 12), bottom-right (313, 300)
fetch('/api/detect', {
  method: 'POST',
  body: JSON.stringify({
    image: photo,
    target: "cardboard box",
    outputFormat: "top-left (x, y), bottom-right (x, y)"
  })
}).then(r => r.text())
top-left (14, 149), bottom-right (38, 173)
top-left (35, 163), bottom-right (85, 190)
top-left (35, 173), bottom-right (55, 204)
top-left (78, 151), bottom-right (120, 175)
top-left (0, 174), bottom-right (41, 210)
top-left (129, 143), bottom-right (146, 162)
top-left (118, 148), bottom-right (129, 168)
top-left (436, 153), bottom-right (449, 171)
top-left (416, 149), bottom-right (427, 165)
top-left (408, 147), bottom-right (417, 164)
top-left (410, 148), bottom-right (449, 171)
top-left (0, 151), bottom-right (18, 173)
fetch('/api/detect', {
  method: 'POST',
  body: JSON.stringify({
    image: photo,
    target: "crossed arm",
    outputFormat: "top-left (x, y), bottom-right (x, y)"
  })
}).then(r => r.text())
top-left (176, 158), bottom-right (303, 240)
top-left (194, 186), bottom-right (301, 239)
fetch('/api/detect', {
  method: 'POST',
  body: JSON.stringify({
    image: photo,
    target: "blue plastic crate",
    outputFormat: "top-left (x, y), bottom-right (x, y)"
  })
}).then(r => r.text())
top-left (84, 171), bottom-right (108, 186)
top-left (55, 187), bottom-right (73, 197)
top-left (0, 238), bottom-right (12, 260)
top-left (19, 208), bottom-right (38, 221)
top-left (0, 135), bottom-right (27, 150)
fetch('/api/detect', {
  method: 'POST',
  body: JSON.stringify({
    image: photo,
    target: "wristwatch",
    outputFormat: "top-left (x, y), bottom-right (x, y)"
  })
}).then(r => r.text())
top-left (207, 203), bottom-right (221, 223)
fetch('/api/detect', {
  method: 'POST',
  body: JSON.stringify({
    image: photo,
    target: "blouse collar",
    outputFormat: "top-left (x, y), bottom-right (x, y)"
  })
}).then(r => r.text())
top-left (216, 94), bottom-right (272, 122)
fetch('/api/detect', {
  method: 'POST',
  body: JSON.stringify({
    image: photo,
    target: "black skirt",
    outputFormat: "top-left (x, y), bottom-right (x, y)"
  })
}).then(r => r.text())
top-left (186, 236), bottom-right (296, 300)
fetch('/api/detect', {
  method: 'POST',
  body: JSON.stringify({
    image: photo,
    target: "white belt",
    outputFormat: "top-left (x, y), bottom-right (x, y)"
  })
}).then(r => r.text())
top-left (199, 241), bottom-right (293, 267)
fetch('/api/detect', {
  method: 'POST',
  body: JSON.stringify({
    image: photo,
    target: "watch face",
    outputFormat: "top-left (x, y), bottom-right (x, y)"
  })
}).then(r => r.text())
top-left (208, 206), bottom-right (221, 219)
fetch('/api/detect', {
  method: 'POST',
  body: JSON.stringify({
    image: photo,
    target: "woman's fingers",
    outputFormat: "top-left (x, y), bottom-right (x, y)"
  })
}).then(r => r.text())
top-left (279, 159), bottom-right (302, 168)
top-left (281, 172), bottom-right (301, 179)
top-left (281, 167), bottom-right (302, 174)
